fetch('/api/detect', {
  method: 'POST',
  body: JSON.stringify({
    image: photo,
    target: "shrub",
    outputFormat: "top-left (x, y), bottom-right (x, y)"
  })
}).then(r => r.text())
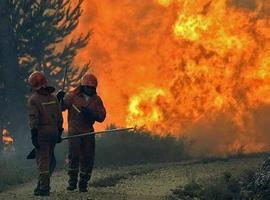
top-left (167, 172), bottom-right (241, 200)
top-left (95, 126), bottom-right (191, 166)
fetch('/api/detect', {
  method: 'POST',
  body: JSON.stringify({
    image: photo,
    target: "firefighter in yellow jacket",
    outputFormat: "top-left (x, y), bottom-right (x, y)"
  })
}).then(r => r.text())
top-left (28, 71), bottom-right (63, 196)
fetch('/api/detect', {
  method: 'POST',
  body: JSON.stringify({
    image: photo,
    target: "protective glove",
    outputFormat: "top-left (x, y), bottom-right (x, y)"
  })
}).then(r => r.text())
top-left (81, 107), bottom-right (98, 119)
top-left (31, 129), bottom-right (39, 148)
top-left (56, 90), bottom-right (66, 102)
top-left (57, 128), bottom-right (64, 143)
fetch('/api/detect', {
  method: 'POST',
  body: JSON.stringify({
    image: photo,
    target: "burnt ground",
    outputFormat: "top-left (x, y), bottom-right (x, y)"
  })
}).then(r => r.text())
top-left (0, 157), bottom-right (263, 200)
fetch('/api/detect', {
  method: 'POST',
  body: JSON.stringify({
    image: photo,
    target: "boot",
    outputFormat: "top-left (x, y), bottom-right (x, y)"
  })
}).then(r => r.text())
top-left (38, 172), bottom-right (51, 195)
top-left (67, 172), bottom-right (78, 191)
top-left (79, 172), bottom-right (90, 193)
top-left (79, 187), bottom-right (88, 193)
top-left (67, 184), bottom-right (77, 191)
top-left (34, 182), bottom-right (40, 196)
top-left (34, 188), bottom-right (40, 196)
top-left (38, 190), bottom-right (50, 196)
top-left (79, 179), bottom-right (88, 193)
top-left (78, 180), bottom-right (88, 193)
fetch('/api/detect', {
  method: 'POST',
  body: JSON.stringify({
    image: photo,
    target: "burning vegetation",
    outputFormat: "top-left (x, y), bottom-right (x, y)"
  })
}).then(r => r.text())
top-left (2, 128), bottom-right (15, 153)
top-left (2, 128), bottom-right (14, 144)
top-left (73, 0), bottom-right (270, 154)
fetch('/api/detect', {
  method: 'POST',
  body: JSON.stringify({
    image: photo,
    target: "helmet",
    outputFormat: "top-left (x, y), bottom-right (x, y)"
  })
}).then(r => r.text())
top-left (28, 71), bottom-right (48, 91)
top-left (81, 73), bottom-right (98, 88)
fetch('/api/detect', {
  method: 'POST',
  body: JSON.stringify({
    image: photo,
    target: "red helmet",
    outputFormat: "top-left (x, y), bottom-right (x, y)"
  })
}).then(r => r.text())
top-left (28, 71), bottom-right (48, 91)
top-left (81, 73), bottom-right (98, 88)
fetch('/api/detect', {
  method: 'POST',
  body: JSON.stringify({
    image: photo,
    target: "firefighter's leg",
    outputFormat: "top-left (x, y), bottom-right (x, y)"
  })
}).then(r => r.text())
top-left (34, 166), bottom-right (41, 196)
top-left (79, 135), bottom-right (95, 192)
top-left (49, 150), bottom-right (56, 176)
top-left (35, 142), bottom-right (51, 196)
top-left (34, 145), bottom-right (55, 195)
top-left (67, 137), bottom-right (80, 190)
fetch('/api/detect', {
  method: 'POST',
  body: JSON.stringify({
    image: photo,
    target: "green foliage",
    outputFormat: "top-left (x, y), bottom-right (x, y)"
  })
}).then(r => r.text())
top-left (95, 126), bottom-right (191, 166)
top-left (240, 157), bottom-right (270, 200)
top-left (90, 168), bottom-right (154, 187)
top-left (90, 173), bottom-right (128, 187)
top-left (203, 172), bottom-right (241, 200)
top-left (238, 169), bottom-right (256, 199)
top-left (167, 172), bottom-right (241, 200)
top-left (183, 181), bottom-right (203, 198)
top-left (8, 0), bottom-right (90, 88)
top-left (168, 185), bottom-right (201, 200)
top-left (168, 182), bottom-right (204, 200)
top-left (188, 156), bottom-right (230, 165)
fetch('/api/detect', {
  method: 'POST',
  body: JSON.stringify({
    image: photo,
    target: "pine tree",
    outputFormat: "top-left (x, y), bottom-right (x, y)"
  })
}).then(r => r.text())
top-left (10, 0), bottom-right (90, 89)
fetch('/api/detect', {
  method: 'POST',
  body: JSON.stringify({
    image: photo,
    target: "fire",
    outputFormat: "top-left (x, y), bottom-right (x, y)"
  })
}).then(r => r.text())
top-left (73, 0), bottom-right (270, 153)
top-left (126, 87), bottom-right (167, 131)
top-left (2, 128), bottom-right (14, 144)
top-left (156, 0), bottom-right (173, 7)
top-left (174, 14), bottom-right (211, 41)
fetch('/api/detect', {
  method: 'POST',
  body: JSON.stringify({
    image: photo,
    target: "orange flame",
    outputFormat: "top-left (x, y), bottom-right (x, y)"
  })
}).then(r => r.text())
top-left (72, 0), bottom-right (270, 153)
top-left (126, 87), bottom-right (167, 132)
top-left (2, 129), bottom-right (14, 144)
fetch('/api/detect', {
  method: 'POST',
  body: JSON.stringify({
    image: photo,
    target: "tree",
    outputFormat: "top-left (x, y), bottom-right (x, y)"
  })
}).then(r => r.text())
top-left (0, 0), bottom-right (24, 132)
top-left (10, 0), bottom-right (90, 89)
top-left (0, 0), bottom-right (90, 137)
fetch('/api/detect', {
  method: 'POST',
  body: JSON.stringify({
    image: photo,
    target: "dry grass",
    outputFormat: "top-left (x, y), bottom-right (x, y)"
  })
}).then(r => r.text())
top-left (0, 156), bottom-right (265, 200)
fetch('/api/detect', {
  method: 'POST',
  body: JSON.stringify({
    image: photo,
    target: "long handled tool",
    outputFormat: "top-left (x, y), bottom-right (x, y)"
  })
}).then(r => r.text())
top-left (60, 65), bottom-right (68, 104)
top-left (62, 127), bottom-right (133, 140)
top-left (62, 65), bottom-right (68, 91)
top-left (26, 127), bottom-right (134, 159)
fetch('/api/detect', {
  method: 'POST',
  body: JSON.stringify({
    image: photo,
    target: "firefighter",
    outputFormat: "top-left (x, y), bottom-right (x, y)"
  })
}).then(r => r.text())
top-left (57, 73), bottom-right (106, 192)
top-left (28, 71), bottom-right (63, 196)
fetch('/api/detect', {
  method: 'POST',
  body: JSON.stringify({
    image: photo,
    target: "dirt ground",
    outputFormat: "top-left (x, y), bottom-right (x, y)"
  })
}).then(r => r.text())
top-left (0, 157), bottom-right (263, 200)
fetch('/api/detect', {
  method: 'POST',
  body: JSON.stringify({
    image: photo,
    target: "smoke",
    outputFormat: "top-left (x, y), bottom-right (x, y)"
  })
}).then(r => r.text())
top-left (231, 0), bottom-right (257, 10)
top-left (72, 0), bottom-right (270, 153)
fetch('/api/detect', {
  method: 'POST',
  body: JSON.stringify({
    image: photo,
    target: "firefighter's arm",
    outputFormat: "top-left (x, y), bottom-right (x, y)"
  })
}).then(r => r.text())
top-left (61, 93), bottom-right (73, 111)
top-left (81, 96), bottom-right (106, 122)
top-left (95, 96), bottom-right (106, 122)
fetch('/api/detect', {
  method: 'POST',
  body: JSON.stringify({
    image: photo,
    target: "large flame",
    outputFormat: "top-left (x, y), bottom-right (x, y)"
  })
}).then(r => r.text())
top-left (72, 0), bottom-right (270, 154)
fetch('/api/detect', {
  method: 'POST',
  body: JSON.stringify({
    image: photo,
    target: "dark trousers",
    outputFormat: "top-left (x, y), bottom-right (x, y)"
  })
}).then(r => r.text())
top-left (68, 135), bottom-right (95, 188)
top-left (36, 141), bottom-right (56, 191)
